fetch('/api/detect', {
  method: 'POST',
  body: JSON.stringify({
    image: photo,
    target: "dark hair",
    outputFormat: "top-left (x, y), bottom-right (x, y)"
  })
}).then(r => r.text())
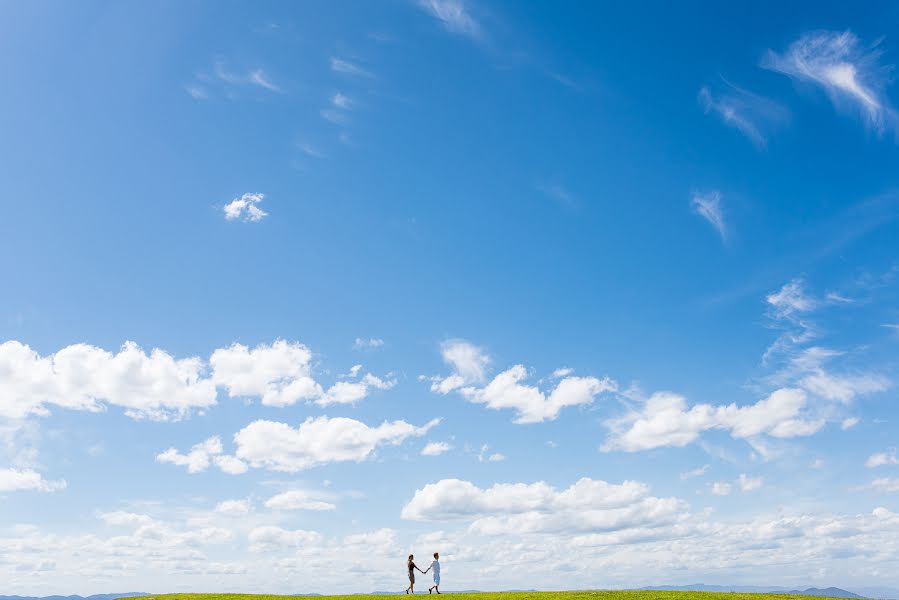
top-left (433, 552), bottom-right (439, 558)
top-left (408, 554), bottom-right (414, 560)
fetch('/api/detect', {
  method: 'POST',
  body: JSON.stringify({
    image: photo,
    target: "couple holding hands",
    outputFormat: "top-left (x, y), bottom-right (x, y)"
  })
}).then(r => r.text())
top-left (406, 552), bottom-right (441, 594)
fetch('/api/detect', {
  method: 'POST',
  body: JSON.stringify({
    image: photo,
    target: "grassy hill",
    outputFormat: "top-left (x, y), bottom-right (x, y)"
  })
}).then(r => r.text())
top-left (122, 591), bottom-right (868, 600)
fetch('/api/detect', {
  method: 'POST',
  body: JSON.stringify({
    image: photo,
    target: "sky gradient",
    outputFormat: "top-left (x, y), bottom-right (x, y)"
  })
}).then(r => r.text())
top-left (2, 0), bottom-right (899, 595)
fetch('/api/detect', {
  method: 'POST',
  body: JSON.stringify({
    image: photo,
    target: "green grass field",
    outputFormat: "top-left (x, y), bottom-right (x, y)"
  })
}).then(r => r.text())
top-left (124, 591), bottom-right (863, 600)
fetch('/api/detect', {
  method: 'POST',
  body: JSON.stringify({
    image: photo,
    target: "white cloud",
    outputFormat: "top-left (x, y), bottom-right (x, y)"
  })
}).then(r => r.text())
top-left (431, 340), bottom-right (616, 424)
top-left (698, 83), bottom-right (788, 147)
top-left (602, 388), bottom-right (824, 452)
top-left (330, 57), bottom-right (373, 78)
top-left (248, 69), bottom-right (280, 92)
top-left (710, 482), bottom-right (732, 496)
top-left (353, 337), bottom-right (384, 350)
top-left (212, 62), bottom-right (281, 93)
top-left (868, 478), bottom-right (899, 493)
top-left (214, 499), bottom-right (251, 516)
top-left (401, 477), bottom-right (686, 536)
top-left (223, 192), bottom-right (268, 222)
top-left (737, 474), bottom-right (764, 491)
top-left (487, 452), bottom-right (505, 462)
top-left (422, 441), bottom-right (452, 456)
top-left (841, 417), bottom-right (860, 430)
top-left (866, 449), bottom-right (899, 468)
top-left (679, 465), bottom-right (710, 480)
top-left (767, 278), bottom-right (817, 316)
top-left (691, 190), bottom-right (727, 241)
top-left (248, 526), bottom-right (322, 552)
top-left (156, 436), bottom-right (246, 475)
top-left (332, 92), bottom-right (353, 109)
top-left (233, 416), bottom-right (440, 472)
top-left (264, 490), bottom-right (336, 511)
top-left (0, 467), bottom-right (66, 492)
top-left (432, 339), bottom-right (490, 389)
top-left (763, 31), bottom-right (896, 134)
top-left (0, 340), bottom-right (216, 421)
top-left (211, 340), bottom-right (392, 407)
top-left (417, 0), bottom-right (481, 38)
top-left (185, 85), bottom-right (207, 100)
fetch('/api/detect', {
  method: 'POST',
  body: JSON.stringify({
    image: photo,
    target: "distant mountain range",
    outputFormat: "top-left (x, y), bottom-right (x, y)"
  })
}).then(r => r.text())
top-left (0, 594), bottom-right (147, 600)
top-left (639, 585), bottom-right (866, 598)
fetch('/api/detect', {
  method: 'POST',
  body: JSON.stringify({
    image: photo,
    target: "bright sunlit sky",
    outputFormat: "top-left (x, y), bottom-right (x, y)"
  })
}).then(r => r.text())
top-left (2, 0), bottom-right (899, 595)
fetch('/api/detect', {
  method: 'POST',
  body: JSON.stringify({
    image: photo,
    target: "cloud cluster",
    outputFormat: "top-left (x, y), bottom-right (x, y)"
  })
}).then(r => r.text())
top-left (265, 490), bottom-right (336, 511)
top-left (0, 338), bottom-right (395, 429)
top-left (0, 340), bottom-right (216, 422)
top-left (763, 30), bottom-right (896, 135)
top-left (223, 192), bottom-right (268, 222)
top-left (159, 416), bottom-right (439, 474)
top-left (699, 82), bottom-right (788, 147)
top-left (430, 340), bottom-right (616, 423)
top-left (156, 436), bottom-right (248, 475)
top-left (211, 340), bottom-right (394, 407)
top-left (0, 467), bottom-right (66, 492)
top-left (402, 477), bottom-right (687, 537)
top-left (601, 388), bottom-right (823, 452)
top-left (233, 416), bottom-right (439, 472)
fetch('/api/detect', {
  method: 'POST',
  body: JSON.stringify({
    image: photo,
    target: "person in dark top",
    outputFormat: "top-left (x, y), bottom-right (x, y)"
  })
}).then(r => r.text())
top-left (405, 554), bottom-right (425, 594)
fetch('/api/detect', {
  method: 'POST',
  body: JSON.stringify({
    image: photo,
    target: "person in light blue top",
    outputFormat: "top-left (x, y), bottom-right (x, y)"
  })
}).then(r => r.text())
top-left (425, 552), bottom-right (440, 594)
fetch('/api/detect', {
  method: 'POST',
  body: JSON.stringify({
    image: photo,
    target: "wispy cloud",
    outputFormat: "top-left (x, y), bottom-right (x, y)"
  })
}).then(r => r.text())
top-left (763, 30), bottom-right (896, 135)
top-left (204, 61), bottom-right (282, 95)
top-left (223, 192), bottom-right (268, 223)
top-left (248, 69), bottom-right (281, 92)
top-left (332, 92), bottom-right (354, 109)
top-left (185, 85), bottom-right (207, 100)
top-left (537, 183), bottom-right (577, 208)
top-left (691, 190), bottom-right (727, 242)
top-left (330, 57), bottom-right (374, 78)
top-left (298, 143), bottom-right (325, 159)
top-left (417, 0), bottom-right (481, 39)
top-left (698, 81), bottom-right (788, 147)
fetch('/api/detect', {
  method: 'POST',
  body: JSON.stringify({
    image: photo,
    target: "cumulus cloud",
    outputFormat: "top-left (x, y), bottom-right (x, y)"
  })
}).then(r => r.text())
top-left (431, 340), bottom-right (616, 424)
top-left (763, 30), bottom-right (896, 135)
top-left (710, 482), bottom-right (732, 496)
top-left (156, 436), bottom-right (247, 475)
top-left (265, 490), bottom-right (336, 511)
top-left (0, 467), bottom-right (66, 492)
top-left (867, 449), bottom-right (899, 468)
top-left (691, 190), bottom-right (727, 242)
top-left (248, 526), bottom-right (322, 552)
top-left (214, 499), bottom-right (251, 516)
top-left (737, 474), bottom-right (764, 491)
top-left (841, 417), bottom-right (860, 430)
top-left (868, 478), bottom-right (899, 493)
top-left (223, 192), bottom-right (268, 222)
top-left (422, 441), bottom-right (452, 456)
top-left (680, 465), bottom-right (710, 480)
top-left (698, 82), bottom-right (788, 147)
top-left (402, 477), bottom-right (686, 536)
top-left (602, 388), bottom-right (823, 452)
top-left (0, 340), bottom-right (216, 422)
top-left (233, 416), bottom-right (440, 472)
top-left (417, 0), bottom-right (481, 38)
top-left (211, 340), bottom-right (393, 407)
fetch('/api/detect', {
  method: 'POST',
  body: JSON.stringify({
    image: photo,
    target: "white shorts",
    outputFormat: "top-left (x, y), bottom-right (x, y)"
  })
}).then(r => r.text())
top-left (433, 575), bottom-right (440, 585)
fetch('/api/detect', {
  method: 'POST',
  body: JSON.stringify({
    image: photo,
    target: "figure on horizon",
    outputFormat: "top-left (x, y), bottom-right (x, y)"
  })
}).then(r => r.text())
top-left (405, 553), bottom-right (425, 594)
top-left (425, 552), bottom-right (441, 594)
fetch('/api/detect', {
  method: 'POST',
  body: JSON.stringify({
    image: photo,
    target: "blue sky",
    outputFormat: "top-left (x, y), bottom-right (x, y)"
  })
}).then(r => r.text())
top-left (2, 0), bottom-right (899, 594)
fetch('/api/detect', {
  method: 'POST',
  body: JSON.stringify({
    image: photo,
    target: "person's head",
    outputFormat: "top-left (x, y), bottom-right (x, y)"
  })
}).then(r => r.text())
top-left (434, 552), bottom-right (439, 560)
top-left (408, 554), bottom-right (414, 561)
